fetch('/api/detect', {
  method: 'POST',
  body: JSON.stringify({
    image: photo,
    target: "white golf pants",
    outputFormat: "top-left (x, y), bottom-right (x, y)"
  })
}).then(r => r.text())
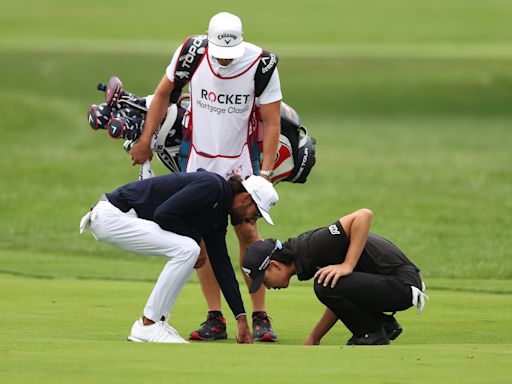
top-left (87, 200), bottom-right (200, 322)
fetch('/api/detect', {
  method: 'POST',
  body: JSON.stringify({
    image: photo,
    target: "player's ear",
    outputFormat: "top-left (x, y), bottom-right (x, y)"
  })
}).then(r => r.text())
top-left (268, 260), bottom-right (281, 271)
top-left (242, 192), bottom-right (253, 205)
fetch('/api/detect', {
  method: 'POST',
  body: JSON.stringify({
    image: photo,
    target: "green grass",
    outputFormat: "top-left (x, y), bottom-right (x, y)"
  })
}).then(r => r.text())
top-left (1, 51), bottom-right (511, 279)
top-left (1, 0), bottom-right (512, 383)
top-left (1, 275), bottom-right (511, 384)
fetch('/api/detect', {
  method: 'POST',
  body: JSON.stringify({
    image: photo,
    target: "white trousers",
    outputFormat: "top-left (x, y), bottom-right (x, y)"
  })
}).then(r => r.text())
top-left (88, 200), bottom-right (200, 322)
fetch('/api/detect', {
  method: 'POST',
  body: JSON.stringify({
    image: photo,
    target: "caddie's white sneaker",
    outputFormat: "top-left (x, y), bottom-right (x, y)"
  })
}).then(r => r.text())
top-left (127, 318), bottom-right (189, 343)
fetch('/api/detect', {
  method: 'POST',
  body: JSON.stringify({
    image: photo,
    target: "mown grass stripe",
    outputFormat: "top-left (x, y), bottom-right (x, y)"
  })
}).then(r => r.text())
top-left (1, 271), bottom-right (511, 295)
top-left (2, 38), bottom-right (512, 59)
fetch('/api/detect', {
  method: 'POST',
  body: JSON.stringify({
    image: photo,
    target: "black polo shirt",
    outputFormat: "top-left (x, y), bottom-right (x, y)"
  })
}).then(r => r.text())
top-left (287, 220), bottom-right (420, 287)
top-left (105, 170), bottom-right (246, 318)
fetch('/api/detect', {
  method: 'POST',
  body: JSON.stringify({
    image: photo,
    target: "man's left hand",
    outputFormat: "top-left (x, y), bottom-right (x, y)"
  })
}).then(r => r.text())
top-left (314, 263), bottom-right (354, 288)
top-left (130, 139), bottom-right (153, 165)
top-left (235, 316), bottom-right (254, 344)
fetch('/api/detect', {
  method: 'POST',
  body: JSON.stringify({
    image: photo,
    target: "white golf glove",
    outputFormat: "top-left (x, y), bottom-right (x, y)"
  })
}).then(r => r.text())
top-left (411, 281), bottom-right (429, 314)
top-left (79, 211), bottom-right (93, 234)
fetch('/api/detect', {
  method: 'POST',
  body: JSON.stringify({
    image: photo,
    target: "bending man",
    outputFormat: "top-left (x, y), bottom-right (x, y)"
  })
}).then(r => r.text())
top-left (80, 170), bottom-right (278, 343)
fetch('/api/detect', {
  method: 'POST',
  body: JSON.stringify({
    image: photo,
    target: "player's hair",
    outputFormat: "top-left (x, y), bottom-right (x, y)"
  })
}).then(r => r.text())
top-left (227, 175), bottom-right (247, 195)
top-left (271, 241), bottom-right (294, 265)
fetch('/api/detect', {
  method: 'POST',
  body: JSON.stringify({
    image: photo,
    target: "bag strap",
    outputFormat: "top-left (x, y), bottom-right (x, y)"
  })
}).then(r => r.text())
top-left (170, 35), bottom-right (209, 104)
top-left (254, 50), bottom-right (279, 97)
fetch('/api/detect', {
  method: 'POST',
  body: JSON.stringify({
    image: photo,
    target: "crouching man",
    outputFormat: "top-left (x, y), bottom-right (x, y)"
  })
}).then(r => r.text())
top-left (242, 208), bottom-right (428, 346)
top-left (80, 170), bottom-right (278, 343)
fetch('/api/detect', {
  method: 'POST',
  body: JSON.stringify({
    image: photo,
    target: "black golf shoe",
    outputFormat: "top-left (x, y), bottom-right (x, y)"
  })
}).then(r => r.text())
top-left (189, 311), bottom-right (227, 341)
top-left (346, 327), bottom-right (390, 345)
top-left (252, 311), bottom-right (278, 342)
top-left (382, 314), bottom-right (403, 341)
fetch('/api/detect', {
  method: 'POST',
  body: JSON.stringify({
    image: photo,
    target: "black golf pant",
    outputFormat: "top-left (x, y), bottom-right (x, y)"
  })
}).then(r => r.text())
top-left (314, 271), bottom-right (415, 337)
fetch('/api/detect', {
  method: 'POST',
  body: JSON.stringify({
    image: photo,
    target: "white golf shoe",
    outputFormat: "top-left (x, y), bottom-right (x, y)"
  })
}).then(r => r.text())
top-left (127, 318), bottom-right (189, 343)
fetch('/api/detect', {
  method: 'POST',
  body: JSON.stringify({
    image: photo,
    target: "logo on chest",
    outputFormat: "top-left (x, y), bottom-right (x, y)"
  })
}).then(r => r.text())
top-left (195, 89), bottom-right (252, 115)
top-left (328, 224), bottom-right (341, 235)
top-left (200, 89), bottom-right (250, 105)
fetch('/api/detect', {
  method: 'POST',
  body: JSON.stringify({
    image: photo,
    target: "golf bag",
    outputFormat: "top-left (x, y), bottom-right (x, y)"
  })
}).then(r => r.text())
top-left (87, 76), bottom-right (183, 173)
top-left (86, 76), bottom-right (316, 183)
top-left (255, 102), bottom-right (316, 184)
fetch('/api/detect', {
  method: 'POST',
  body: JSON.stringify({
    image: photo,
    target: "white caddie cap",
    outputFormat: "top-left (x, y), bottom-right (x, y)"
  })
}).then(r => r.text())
top-left (241, 176), bottom-right (279, 225)
top-left (208, 12), bottom-right (245, 59)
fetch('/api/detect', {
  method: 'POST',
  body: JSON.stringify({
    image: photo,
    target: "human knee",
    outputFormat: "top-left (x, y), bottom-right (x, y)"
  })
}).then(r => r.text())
top-left (314, 281), bottom-right (339, 304)
top-left (165, 239), bottom-right (200, 262)
top-left (194, 251), bottom-right (207, 269)
top-left (89, 219), bottom-right (110, 242)
top-left (182, 241), bottom-right (201, 259)
top-left (314, 281), bottom-right (327, 298)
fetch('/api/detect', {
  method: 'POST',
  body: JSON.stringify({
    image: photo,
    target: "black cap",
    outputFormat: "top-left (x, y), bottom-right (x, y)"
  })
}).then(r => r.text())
top-left (243, 239), bottom-right (282, 293)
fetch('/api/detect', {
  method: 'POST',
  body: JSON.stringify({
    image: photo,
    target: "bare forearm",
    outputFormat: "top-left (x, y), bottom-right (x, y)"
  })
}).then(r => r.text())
top-left (261, 121), bottom-right (280, 171)
top-left (305, 308), bottom-right (338, 344)
top-left (130, 75), bottom-right (174, 165)
top-left (343, 209), bottom-right (372, 269)
top-left (313, 209), bottom-right (375, 289)
top-left (259, 100), bottom-right (281, 173)
top-left (140, 94), bottom-right (169, 144)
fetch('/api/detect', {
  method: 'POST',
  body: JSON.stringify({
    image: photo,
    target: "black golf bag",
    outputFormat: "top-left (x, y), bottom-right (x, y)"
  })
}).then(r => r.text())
top-left (86, 76), bottom-right (316, 183)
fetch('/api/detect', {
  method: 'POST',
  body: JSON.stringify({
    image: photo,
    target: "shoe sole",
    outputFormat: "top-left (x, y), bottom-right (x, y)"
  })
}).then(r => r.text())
top-left (189, 331), bottom-right (228, 341)
top-left (347, 339), bottom-right (390, 346)
top-left (128, 335), bottom-right (189, 343)
top-left (255, 332), bottom-right (278, 342)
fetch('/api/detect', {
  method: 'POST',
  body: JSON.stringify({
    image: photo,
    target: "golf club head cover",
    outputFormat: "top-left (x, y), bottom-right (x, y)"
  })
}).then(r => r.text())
top-left (107, 115), bottom-right (143, 140)
top-left (87, 103), bottom-right (112, 130)
top-left (105, 76), bottom-right (123, 108)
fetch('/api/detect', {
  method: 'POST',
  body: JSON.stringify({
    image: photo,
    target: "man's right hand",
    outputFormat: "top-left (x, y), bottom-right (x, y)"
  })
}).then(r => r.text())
top-left (130, 75), bottom-right (175, 165)
top-left (130, 139), bottom-right (153, 165)
top-left (303, 335), bottom-right (320, 345)
top-left (236, 315), bottom-right (254, 344)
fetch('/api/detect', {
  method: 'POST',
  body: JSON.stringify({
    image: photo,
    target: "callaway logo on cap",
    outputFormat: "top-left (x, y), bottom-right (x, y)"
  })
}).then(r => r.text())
top-left (208, 12), bottom-right (245, 59)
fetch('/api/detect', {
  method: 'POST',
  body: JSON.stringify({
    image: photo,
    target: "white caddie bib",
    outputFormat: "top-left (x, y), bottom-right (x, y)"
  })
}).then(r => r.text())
top-left (186, 43), bottom-right (262, 180)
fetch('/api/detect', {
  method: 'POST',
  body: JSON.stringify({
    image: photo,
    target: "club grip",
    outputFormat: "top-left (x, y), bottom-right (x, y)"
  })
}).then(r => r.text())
top-left (139, 160), bottom-right (154, 180)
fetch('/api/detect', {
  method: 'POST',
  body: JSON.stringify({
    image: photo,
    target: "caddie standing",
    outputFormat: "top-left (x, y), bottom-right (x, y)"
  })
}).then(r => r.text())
top-left (130, 12), bottom-right (283, 341)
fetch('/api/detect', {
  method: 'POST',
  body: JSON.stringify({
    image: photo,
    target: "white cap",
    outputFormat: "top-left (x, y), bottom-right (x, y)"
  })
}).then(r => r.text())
top-left (242, 176), bottom-right (279, 225)
top-left (208, 12), bottom-right (245, 59)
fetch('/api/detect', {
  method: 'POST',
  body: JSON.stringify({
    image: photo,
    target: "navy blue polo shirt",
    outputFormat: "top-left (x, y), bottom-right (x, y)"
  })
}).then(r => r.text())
top-left (105, 170), bottom-right (246, 318)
